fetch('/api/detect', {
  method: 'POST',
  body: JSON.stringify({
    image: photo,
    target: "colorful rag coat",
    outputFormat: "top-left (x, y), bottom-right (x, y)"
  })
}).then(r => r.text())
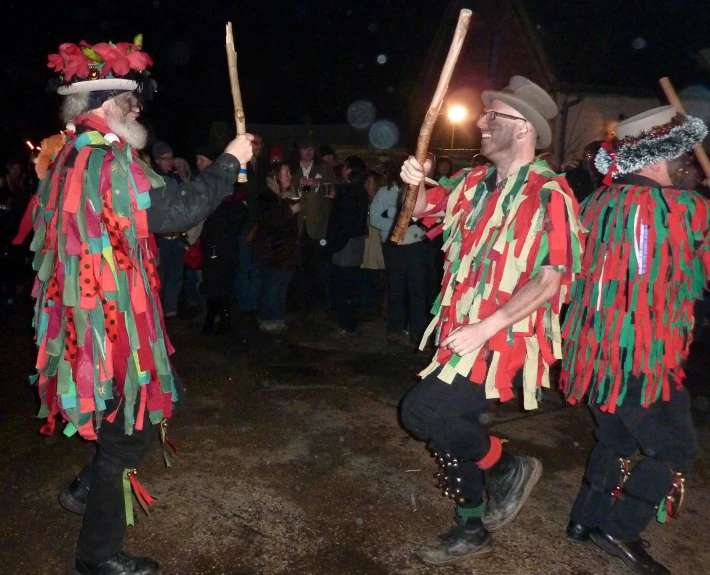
top-left (418, 161), bottom-right (584, 409)
top-left (561, 175), bottom-right (710, 411)
top-left (20, 119), bottom-right (176, 439)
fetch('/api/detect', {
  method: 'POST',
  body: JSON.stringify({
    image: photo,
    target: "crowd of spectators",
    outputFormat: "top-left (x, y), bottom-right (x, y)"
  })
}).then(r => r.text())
top-left (4, 136), bottom-right (709, 343)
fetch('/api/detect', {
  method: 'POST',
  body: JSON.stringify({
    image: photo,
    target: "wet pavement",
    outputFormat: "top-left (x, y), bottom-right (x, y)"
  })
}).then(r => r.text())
top-left (1, 308), bottom-right (708, 575)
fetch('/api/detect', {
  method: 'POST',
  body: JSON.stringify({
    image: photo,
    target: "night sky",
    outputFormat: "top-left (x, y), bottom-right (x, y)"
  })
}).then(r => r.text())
top-left (3, 0), bottom-right (710, 167)
top-left (0, 0), bottom-right (449, 163)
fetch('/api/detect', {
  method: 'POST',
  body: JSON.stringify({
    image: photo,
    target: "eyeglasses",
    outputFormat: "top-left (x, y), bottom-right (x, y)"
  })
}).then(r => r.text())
top-left (480, 110), bottom-right (527, 123)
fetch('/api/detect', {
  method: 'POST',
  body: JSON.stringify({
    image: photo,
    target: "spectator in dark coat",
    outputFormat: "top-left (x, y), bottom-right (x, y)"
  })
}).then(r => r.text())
top-left (199, 193), bottom-right (249, 334)
top-left (565, 141), bottom-right (603, 203)
top-left (236, 133), bottom-right (267, 317)
top-left (253, 162), bottom-right (300, 333)
top-left (325, 156), bottom-right (369, 336)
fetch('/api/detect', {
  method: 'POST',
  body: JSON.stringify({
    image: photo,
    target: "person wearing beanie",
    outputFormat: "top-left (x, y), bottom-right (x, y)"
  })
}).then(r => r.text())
top-left (195, 144), bottom-right (219, 172)
top-left (398, 76), bottom-right (584, 565)
top-left (319, 143), bottom-right (337, 167)
top-left (13, 35), bottom-right (254, 574)
top-left (561, 106), bottom-right (710, 574)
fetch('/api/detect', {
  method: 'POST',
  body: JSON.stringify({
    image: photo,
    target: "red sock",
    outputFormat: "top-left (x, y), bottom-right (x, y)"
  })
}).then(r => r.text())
top-left (476, 436), bottom-right (502, 470)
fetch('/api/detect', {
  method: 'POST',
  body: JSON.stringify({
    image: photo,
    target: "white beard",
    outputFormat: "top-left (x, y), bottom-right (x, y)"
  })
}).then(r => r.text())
top-left (105, 108), bottom-right (148, 150)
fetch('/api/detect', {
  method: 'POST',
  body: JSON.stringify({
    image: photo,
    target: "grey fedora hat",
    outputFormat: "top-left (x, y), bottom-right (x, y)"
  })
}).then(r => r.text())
top-left (481, 76), bottom-right (558, 149)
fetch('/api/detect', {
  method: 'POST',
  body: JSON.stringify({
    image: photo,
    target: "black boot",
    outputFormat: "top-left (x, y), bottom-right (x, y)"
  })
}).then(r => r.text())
top-left (214, 300), bottom-right (231, 334)
top-left (590, 529), bottom-right (670, 574)
top-left (566, 520), bottom-right (592, 543)
top-left (417, 517), bottom-right (493, 565)
top-left (482, 451), bottom-right (542, 532)
top-left (59, 476), bottom-right (89, 515)
top-left (75, 551), bottom-right (161, 575)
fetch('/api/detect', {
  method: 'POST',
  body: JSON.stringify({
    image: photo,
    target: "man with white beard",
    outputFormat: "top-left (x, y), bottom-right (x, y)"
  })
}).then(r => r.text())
top-left (398, 76), bottom-right (584, 564)
top-left (16, 38), bottom-right (253, 574)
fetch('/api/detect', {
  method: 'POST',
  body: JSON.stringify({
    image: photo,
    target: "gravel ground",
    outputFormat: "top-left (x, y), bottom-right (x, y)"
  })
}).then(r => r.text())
top-left (1, 308), bottom-right (708, 575)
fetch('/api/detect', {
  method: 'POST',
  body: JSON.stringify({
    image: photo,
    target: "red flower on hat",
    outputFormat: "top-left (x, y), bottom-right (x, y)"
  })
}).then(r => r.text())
top-left (47, 43), bottom-right (91, 82)
top-left (92, 42), bottom-right (153, 78)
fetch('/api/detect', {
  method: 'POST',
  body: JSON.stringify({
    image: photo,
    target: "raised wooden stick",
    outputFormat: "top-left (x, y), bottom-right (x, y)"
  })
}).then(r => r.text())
top-left (390, 9), bottom-right (473, 244)
top-left (226, 22), bottom-right (248, 183)
top-left (659, 77), bottom-right (710, 180)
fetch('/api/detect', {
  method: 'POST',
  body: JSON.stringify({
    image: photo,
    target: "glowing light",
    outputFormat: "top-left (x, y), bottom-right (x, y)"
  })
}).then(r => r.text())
top-left (368, 120), bottom-right (399, 149)
top-left (26, 140), bottom-right (35, 150)
top-left (347, 100), bottom-right (376, 129)
top-left (376, 54), bottom-right (387, 65)
top-left (448, 106), bottom-right (467, 123)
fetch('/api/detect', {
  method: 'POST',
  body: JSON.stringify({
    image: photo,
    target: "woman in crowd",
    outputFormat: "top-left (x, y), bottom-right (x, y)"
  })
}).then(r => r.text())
top-left (253, 161), bottom-right (300, 334)
top-left (199, 191), bottom-right (249, 334)
top-left (174, 158), bottom-right (192, 182)
top-left (324, 156), bottom-right (369, 336)
top-left (360, 170), bottom-right (386, 320)
top-left (434, 155), bottom-right (453, 180)
top-left (370, 163), bottom-right (430, 346)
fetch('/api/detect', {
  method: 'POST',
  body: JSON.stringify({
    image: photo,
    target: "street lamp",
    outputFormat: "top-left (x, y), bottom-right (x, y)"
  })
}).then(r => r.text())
top-left (447, 105), bottom-right (467, 149)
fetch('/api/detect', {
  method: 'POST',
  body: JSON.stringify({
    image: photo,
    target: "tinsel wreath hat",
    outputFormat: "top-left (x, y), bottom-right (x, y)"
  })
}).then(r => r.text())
top-left (595, 105), bottom-right (708, 180)
top-left (47, 34), bottom-right (154, 96)
top-left (481, 76), bottom-right (558, 149)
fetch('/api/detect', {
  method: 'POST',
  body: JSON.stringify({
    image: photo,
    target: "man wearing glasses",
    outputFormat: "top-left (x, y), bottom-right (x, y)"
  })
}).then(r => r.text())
top-left (399, 76), bottom-right (584, 564)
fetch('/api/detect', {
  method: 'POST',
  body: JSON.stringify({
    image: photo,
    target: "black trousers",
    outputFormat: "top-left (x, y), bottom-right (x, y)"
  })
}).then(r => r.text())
top-left (76, 399), bottom-right (157, 564)
top-left (0, 249), bottom-right (18, 325)
top-left (332, 265), bottom-right (361, 333)
top-left (299, 233), bottom-right (330, 310)
top-left (571, 381), bottom-right (697, 541)
top-left (382, 241), bottom-right (430, 341)
top-left (401, 371), bottom-right (491, 505)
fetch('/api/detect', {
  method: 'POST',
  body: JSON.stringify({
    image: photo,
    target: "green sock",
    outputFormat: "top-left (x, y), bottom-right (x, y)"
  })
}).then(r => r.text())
top-left (457, 501), bottom-right (486, 522)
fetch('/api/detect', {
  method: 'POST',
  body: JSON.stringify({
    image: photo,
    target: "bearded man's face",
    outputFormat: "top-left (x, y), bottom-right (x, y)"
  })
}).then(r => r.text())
top-left (104, 92), bottom-right (148, 150)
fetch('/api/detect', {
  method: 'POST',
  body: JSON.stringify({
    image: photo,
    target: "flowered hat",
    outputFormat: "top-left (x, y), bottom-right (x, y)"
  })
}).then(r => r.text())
top-left (595, 105), bottom-right (707, 182)
top-left (48, 34), bottom-right (154, 96)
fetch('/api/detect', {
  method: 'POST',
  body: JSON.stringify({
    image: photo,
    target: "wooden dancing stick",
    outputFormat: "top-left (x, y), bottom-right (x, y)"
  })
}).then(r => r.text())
top-left (659, 77), bottom-right (710, 181)
top-left (226, 21), bottom-right (248, 183)
top-left (390, 8), bottom-right (473, 244)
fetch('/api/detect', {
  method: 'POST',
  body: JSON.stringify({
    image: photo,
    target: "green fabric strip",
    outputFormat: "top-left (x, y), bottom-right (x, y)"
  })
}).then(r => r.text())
top-left (123, 470), bottom-right (135, 526)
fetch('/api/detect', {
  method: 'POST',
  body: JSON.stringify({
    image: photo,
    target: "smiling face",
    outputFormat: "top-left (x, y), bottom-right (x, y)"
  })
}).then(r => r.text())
top-left (477, 100), bottom-right (529, 162)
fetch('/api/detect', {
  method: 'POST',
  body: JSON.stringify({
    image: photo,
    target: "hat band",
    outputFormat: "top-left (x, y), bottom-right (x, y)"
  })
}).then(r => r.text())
top-left (595, 115), bottom-right (707, 177)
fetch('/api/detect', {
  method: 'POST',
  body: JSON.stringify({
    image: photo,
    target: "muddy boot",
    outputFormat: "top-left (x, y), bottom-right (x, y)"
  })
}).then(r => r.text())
top-left (75, 551), bottom-right (161, 575)
top-left (590, 529), bottom-right (670, 574)
top-left (417, 517), bottom-right (493, 565)
top-left (482, 451), bottom-right (542, 532)
top-left (59, 476), bottom-right (89, 515)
